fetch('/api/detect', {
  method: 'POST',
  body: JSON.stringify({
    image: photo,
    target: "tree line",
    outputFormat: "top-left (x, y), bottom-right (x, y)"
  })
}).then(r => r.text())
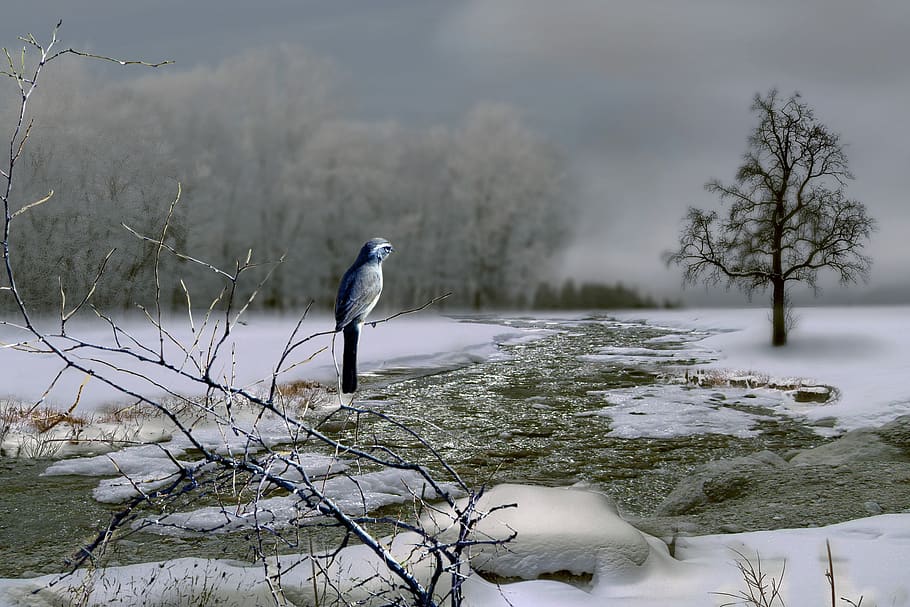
top-left (2, 47), bottom-right (571, 314)
top-left (532, 279), bottom-right (674, 310)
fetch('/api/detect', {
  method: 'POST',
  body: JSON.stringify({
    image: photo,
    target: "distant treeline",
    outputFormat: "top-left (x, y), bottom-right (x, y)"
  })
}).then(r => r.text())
top-left (531, 280), bottom-right (676, 310)
top-left (1, 47), bottom-right (573, 314)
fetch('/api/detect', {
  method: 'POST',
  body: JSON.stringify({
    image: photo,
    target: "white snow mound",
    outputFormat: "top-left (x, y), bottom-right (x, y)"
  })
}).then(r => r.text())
top-left (423, 483), bottom-right (651, 581)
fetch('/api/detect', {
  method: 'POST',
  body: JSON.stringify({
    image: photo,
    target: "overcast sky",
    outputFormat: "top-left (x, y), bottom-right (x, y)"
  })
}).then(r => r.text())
top-left (3, 1), bottom-right (909, 304)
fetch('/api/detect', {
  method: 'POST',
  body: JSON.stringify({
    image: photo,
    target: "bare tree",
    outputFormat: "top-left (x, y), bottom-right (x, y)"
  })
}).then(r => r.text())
top-left (2, 23), bottom-right (511, 607)
top-left (665, 90), bottom-right (876, 346)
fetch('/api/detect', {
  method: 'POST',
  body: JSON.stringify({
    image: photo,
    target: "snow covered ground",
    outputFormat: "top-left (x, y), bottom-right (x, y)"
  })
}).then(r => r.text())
top-left (0, 313), bottom-right (517, 412)
top-left (1, 305), bottom-right (909, 606)
top-left (612, 305), bottom-right (910, 432)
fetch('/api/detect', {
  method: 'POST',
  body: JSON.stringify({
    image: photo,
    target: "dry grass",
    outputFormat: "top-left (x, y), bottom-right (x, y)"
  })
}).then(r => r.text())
top-left (276, 379), bottom-right (334, 415)
top-left (0, 380), bottom-right (332, 457)
top-left (714, 548), bottom-right (786, 607)
top-left (0, 401), bottom-right (88, 433)
top-left (686, 368), bottom-right (772, 389)
top-left (682, 368), bottom-right (832, 397)
top-left (713, 542), bottom-right (867, 607)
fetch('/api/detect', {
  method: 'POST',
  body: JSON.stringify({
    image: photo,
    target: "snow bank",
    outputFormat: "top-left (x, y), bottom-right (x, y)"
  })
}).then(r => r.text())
top-left (5, 483), bottom-right (905, 606)
top-left (678, 514), bottom-right (910, 607)
top-left (0, 413), bottom-right (173, 459)
top-left (423, 484), bottom-right (651, 581)
top-left (0, 314), bottom-right (518, 412)
top-left (612, 305), bottom-right (910, 432)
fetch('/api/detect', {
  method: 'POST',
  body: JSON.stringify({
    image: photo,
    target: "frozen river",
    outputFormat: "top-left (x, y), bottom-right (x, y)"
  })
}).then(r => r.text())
top-left (0, 311), bottom-right (826, 576)
top-left (3, 306), bottom-right (910, 606)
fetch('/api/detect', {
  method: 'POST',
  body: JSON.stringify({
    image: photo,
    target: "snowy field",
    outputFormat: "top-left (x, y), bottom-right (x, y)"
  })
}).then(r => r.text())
top-left (1, 306), bottom-right (909, 606)
top-left (612, 305), bottom-right (910, 432)
top-left (0, 313), bottom-right (518, 412)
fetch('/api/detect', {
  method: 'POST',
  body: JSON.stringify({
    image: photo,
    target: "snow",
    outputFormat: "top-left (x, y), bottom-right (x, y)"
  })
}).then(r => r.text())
top-left (3, 486), bottom-right (907, 606)
top-left (423, 484), bottom-right (651, 581)
top-left (136, 468), bottom-right (455, 536)
top-left (677, 514), bottom-right (910, 607)
top-left (585, 384), bottom-right (779, 439)
top-left (0, 313), bottom-right (518, 412)
top-left (3, 305), bottom-right (910, 606)
top-left (580, 305), bottom-right (910, 439)
top-left (612, 305), bottom-right (910, 432)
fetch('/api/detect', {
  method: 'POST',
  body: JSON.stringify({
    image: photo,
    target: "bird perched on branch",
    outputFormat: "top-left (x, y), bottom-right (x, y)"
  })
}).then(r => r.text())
top-left (334, 237), bottom-right (394, 393)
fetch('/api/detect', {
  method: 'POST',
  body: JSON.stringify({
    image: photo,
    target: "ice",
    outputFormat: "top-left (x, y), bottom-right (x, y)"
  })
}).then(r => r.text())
top-left (497, 328), bottom-right (561, 346)
top-left (43, 443), bottom-right (188, 477)
top-left (137, 468), bottom-right (456, 535)
top-left (645, 332), bottom-right (709, 345)
top-left (587, 384), bottom-right (779, 438)
top-left (41, 443), bottom-right (197, 503)
top-left (579, 343), bottom-right (718, 366)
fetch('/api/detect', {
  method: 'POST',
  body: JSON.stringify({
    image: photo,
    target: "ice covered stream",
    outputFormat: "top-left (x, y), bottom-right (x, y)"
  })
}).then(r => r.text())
top-left (1, 311), bottom-right (838, 577)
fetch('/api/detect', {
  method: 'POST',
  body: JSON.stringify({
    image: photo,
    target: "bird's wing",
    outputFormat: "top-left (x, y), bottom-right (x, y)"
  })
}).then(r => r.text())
top-left (335, 265), bottom-right (382, 330)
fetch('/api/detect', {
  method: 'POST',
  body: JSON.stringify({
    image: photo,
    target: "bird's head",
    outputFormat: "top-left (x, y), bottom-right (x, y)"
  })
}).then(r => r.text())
top-left (361, 237), bottom-right (394, 263)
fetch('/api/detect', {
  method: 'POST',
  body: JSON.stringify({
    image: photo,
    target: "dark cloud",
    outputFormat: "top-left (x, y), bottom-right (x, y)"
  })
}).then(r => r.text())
top-left (441, 0), bottom-right (910, 301)
top-left (2, 1), bottom-right (908, 304)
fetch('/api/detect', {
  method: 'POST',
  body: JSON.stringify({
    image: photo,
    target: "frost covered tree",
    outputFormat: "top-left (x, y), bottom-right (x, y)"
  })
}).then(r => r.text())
top-left (3, 48), bottom-right (568, 314)
top-left (665, 90), bottom-right (876, 346)
top-left (447, 103), bottom-right (566, 308)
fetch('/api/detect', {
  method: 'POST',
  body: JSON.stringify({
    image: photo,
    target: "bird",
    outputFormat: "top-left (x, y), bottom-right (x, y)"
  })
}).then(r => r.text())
top-left (334, 237), bottom-right (394, 393)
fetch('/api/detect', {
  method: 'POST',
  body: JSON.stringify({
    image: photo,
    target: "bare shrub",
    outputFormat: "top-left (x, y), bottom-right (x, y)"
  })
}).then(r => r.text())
top-left (713, 548), bottom-right (786, 607)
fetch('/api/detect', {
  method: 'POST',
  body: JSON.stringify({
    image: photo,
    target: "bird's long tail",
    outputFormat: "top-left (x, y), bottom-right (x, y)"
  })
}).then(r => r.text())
top-left (342, 324), bottom-right (360, 393)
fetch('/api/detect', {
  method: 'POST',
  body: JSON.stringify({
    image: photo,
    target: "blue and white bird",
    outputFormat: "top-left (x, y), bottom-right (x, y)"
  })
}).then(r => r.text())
top-left (334, 237), bottom-right (394, 393)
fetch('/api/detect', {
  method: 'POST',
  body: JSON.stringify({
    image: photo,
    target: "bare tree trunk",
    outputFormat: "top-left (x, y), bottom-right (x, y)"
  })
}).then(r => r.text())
top-left (771, 193), bottom-right (787, 347)
top-left (772, 277), bottom-right (787, 346)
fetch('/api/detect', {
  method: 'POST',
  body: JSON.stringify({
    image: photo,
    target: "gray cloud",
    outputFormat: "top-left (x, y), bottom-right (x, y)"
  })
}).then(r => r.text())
top-left (440, 0), bottom-right (910, 301)
top-left (3, 1), bottom-right (908, 304)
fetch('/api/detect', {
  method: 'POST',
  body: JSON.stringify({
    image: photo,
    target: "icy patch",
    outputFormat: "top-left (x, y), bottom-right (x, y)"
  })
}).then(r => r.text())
top-left (42, 432), bottom-right (348, 504)
top-left (138, 468), bottom-right (455, 535)
top-left (497, 328), bottom-right (561, 346)
top-left (38, 402), bottom-right (356, 507)
top-left (579, 344), bottom-right (718, 367)
top-left (586, 385), bottom-right (783, 438)
top-left (44, 443), bottom-right (189, 477)
top-left (645, 332), bottom-right (710, 345)
top-left (42, 443), bottom-right (200, 503)
top-left (94, 471), bottom-right (188, 504)
top-left (589, 346), bottom-right (679, 358)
